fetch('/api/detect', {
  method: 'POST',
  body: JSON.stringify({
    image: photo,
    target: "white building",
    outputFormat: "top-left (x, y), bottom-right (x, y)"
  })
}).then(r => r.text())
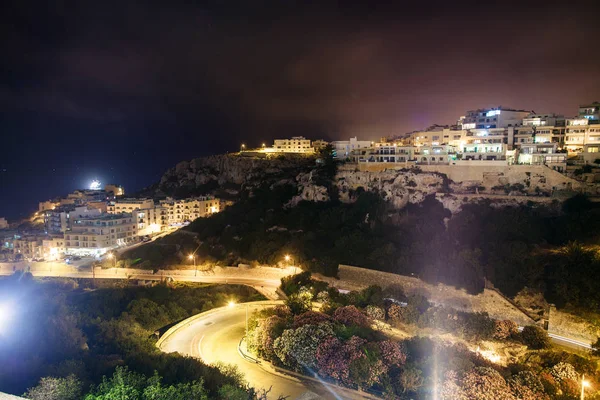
top-left (461, 107), bottom-right (531, 129)
top-left (44, 205), bottom-right (102, 234)
top-left (331, 137), bottom-right (372, 159)
top-left (65, 213), bottom-right (137, 256)
top-left (159, 196), bottom-right (220, 226)
top-left (273, 137), bottom-right (314, 153)
top-left (0, 218), bottom-right (8, 230)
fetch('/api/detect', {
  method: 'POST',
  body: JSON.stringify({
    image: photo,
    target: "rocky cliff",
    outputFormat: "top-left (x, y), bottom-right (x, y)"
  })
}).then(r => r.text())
top-left (158, 153), bottom-right (583, 213)
top-left (158, 153), bottom-right (315, 196)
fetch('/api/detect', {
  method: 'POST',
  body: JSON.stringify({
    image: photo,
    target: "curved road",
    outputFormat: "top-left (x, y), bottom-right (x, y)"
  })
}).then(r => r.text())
top-left (159, 304), bottom-right (367, 400)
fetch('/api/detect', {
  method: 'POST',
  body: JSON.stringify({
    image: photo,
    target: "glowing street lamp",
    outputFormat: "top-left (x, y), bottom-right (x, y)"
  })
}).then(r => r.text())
top-left (284, 254), bottom-right (297, 274)
top-left (240, 143), bottom-right (246, 152)
top-left (581, 375), bottom-right (590, 400)
top-left (228, 301), bottom-right (249, 337)
top-left (107, 252), bottom-right (117, 272)
top-left (188, 254), bottom-right (197, 276)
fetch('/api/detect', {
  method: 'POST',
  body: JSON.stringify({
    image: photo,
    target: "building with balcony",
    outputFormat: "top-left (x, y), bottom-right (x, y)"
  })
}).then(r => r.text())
top-left (44, 205), bottom-right (102, 234)
top-left (579, 102), bottom-right (600, 123)
top-left (107, 198), bottom-right (155, 214)
top-left (272, 136), bottom-right (314, 153)
top-left (461, 107), bottom-right (531, 129)
top-left (65, 213), bottom-right (137, 256)
top-left (355, 142), bottom-right (415, 164)
top-left (331, 137), bottom-right (372, 159)
top-left (159, 196), bottom-right (220, 225)
top-left (510, 143), bottom-right (567, 171)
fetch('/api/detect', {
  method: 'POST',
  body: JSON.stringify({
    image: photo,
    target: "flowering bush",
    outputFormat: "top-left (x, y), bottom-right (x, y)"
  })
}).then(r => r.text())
top-left (520, 325), bottom-right (550, 349)
top-left (550, 362), bottom-right (579, 383)
top-left (460, 367), bottom-right (516, 400)
top-left (316, 335), bottom-right (366, 385)
top-left (247, 315), bottom-right (287, 360)
top-left (378, 340), bottom-right (406, 367)
top-left (508, 371), bottom-right (549, 400)
top-left (333, 305), bottom-right (371, 328)
top-left (273, 323), bottom-right (335, 371)
top-left (493, 319), bottom-right (518, 340)
top-left (365, 305), bottom-right (385, 321)
top-left (292, 311), bottom-right (332, 329)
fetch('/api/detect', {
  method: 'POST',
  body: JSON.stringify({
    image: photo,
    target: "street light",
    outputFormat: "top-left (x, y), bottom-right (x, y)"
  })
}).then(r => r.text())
top-left (107, 252), bottom-right (116, 273)
top-left (284, 254), bottom-right (297, 274)
top-left (228, 301), bottom-right (249, 337)
top-left (188, 254), bottom-right (197, 276)
top-left (240, 143), bottom-right (246, 152)
top-left (581, 375), bottom-right (590, 400)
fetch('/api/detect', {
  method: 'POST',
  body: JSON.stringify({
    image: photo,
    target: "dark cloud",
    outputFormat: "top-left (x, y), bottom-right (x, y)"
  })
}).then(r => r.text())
top-left (0, 0), bottom-right (599, 218)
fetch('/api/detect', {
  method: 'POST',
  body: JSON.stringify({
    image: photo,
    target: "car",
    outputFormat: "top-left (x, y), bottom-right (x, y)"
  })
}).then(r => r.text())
top-left (72, 256), bottom-right (82, 261)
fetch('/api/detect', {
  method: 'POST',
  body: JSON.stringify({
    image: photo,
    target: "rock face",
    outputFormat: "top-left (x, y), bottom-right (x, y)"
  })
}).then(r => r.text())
top-left (158, 153), bottom-right (585, 213)
top-left (158, 153), bottom-right (315, 195)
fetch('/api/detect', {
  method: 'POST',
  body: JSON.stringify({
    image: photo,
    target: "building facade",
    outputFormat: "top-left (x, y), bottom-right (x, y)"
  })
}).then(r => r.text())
top-left (273, 137), bottom-right (314, 153)
top-left (107, 198), bottom-right (155, 214)
top-left (65, 214), bottom-right (137, 256)
top-left (44, 205), bottom-right (102, 234)
top-left (331, 137), bottom-right (372, 159)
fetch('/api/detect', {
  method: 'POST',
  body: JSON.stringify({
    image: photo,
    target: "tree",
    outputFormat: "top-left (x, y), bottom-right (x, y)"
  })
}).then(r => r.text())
top-left (493, 320), bottom-right (519, 340)
top-left (520, 325), bottom-right (550, 349)
top-left (24, 375), bottom-right (82, 400)
top-left (284, 288), bottom-right (312, 315)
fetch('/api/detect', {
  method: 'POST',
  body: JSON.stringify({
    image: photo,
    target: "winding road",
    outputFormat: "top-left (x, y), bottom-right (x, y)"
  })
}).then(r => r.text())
top-left (158, 303), bottom-right (370, 400)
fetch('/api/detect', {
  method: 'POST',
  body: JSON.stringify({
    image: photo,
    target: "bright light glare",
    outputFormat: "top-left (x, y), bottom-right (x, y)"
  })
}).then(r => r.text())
top-left (107, 253), bottom-right (114, 259)
top-left (0, 303), bottom-right (14, 330)
top-left (188, 254), bottom-right (194, 260)
top-left (284, 255), bottom-right (291, 261)
top-left (583, 380), bottom-right (590, 388)
top-left (90, 179), bottom-right (101, 190)
top-left (228, 301), bottom-right (236, 308)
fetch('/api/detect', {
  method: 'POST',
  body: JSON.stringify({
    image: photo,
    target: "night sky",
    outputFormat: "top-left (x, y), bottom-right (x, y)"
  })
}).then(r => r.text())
top-left (1, 0), bottom-right (599, 220)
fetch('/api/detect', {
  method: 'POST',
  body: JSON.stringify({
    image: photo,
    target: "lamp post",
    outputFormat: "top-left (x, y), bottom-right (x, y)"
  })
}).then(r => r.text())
top-left (229, 301), bottom-right (249, 337)
top-left (581, 375), bottom-right (590, 400)
top-left (188, 254), bottom-right (197, 276)
top-left (240, 143), bottom-right (246, 152)
top-left (285, 254), bottom-right (297, 274)
top-left (107, 252), bottom-right (116, 273)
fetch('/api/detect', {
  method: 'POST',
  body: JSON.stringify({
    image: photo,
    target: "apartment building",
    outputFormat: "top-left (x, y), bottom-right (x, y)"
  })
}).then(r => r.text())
top-left (273, 136), bottom-right (314, 153)
top-left (159, 196), bottom-right (220, 225)
top-left (0, 218), bottom-right (7, 230)
top-left (354, 142), bottom-right (415, 163)
top-left (107, 198), bottom-right (155, 214)
top-left (65, 213), bottom-right (137, 256)
top-left (331, 137), bottom-right (372, 159)
top-left (461, 107), bottom-right (531, 129)
top-left (579, 102), bottom-right (600, 123)
top-left (44, 205), bottom-right (102, 234)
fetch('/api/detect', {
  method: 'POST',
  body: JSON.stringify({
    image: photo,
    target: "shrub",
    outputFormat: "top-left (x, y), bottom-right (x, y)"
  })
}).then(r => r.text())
top-left (365, 305), bottom-right (385, 321)
top-left (493, 320), bottom-right (519, 340)
top-left (520, 325), bottom-right (550, 349)
top-left (292, 311), bottom-right (332, 329)
top-left (333, 306), bottom-right (371, 328)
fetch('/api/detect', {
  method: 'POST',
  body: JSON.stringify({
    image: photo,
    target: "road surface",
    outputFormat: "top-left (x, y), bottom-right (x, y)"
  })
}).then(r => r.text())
top-left (159, 304), bottom-right (369, 400)
top-left (0, 264), bottom-right (593, 352)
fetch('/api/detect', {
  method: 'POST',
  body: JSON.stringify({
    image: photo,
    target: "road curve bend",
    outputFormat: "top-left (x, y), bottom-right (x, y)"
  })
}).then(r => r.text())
top-left (157, 302), bottom-right (369, 400)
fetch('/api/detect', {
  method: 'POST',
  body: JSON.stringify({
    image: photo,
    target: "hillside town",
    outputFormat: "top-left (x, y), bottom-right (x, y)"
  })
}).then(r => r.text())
top-left (1, 101), bottom-right (599, 263)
